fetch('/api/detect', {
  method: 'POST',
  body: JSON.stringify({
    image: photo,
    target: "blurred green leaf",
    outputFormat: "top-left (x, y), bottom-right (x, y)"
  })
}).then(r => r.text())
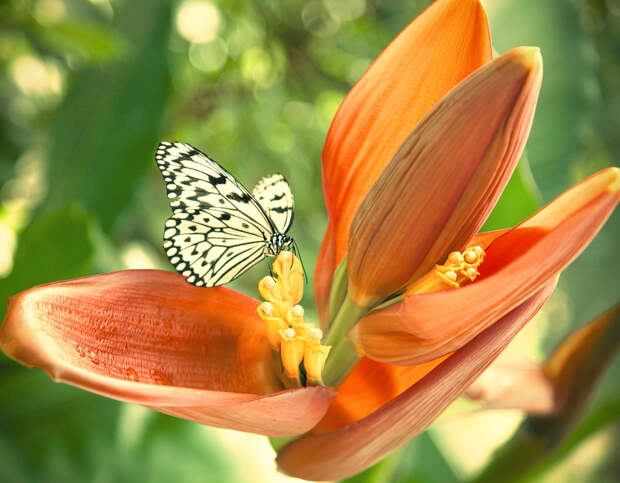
top-left (488, 0), bottom-right (595, 198)
top-left (0, 205), bottom-right (94, 319)
top-left (483, 154), bottom-right (541, 231)
top-left (40, 0), bottom-right (171, 233)
top-left (35, 21), bottom-right (129, 61)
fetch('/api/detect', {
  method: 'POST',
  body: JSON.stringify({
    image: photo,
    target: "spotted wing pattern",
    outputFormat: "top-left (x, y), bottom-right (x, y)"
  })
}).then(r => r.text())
top-left (156, 142), bottom-right (275, 287)
top-left (252, 174), bottom-right (294, 234)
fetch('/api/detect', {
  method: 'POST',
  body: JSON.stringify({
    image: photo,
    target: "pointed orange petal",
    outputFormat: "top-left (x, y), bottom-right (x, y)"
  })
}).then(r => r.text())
top-left (0, 270), bottom-right (335, 436)
top-left (311, 355), bottom-right (448, 435)
top-left (353, 168), bottom-right (620, 365)
top-left (348, 47), bottom-right (543, 306)
top-left (277, 282), bottom-right (555, 480)
top-left (315, 0), bottom-right (492, 307)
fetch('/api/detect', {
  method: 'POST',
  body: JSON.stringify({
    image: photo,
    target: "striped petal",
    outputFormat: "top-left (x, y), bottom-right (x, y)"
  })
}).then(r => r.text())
top-left (0, 270), bottom-right (335, 436)
top-left (353, 168), bottom-right (620, 365)
top-left (315, 0), bottom-right (492, 318)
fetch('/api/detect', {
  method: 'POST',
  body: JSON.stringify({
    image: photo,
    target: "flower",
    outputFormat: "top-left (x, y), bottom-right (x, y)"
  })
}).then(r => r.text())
top-left (1, 0), bottom-right (619, 481)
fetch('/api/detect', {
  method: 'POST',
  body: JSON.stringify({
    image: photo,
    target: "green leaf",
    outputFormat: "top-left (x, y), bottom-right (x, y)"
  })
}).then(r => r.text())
top-left (40, 0), bottom-right (171, 233)
top-left (35, 21), bottom-right (129, 61)
top-left (0, 205), bottom-right (94, 319)
top-left (482, 154), bottom-right (541, 231)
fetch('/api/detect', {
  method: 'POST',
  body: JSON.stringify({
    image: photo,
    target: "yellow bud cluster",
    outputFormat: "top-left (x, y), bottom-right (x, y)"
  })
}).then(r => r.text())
top-left (406, 245), bottom-right (486, 296)
top-left (434, 245), bottom-right (485, 288)
top-left (256, 251), bottom-right (331, 386)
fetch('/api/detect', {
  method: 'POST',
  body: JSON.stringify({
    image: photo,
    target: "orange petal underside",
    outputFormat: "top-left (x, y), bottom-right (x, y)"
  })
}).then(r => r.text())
top-left (0, 270), bottom-right (335, 436)
top-left (315, 0), bottom-right (492, 318)
top-left (353, 168), bottom-right (620, 365)
top-left (311, 355), bottom-right (449, 435)
top-left (277, 282), bottom-right (556, 481)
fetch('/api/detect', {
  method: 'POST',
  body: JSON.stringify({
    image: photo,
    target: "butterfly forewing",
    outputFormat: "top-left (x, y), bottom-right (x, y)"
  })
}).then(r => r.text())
top-left (156, 142), bottom-right (280, 287)
top-left (252, 174), bottom-right (294, 234)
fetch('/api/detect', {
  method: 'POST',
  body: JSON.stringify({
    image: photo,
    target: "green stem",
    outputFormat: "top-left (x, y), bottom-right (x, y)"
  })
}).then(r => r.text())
top-left (322, 295), bottom-right (368, 386)
top-left (327, 256), bottom-right (349, 328)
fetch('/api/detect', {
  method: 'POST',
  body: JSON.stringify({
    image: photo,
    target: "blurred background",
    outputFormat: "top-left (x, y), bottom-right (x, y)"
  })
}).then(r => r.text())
top-left (0, 0), bottom-right (618, 481)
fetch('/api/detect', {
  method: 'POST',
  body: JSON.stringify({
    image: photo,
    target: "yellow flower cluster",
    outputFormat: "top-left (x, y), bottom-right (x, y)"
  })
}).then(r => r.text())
top-left (256, 251), bottom-right (331, 386)
top-left (407, 245), bottom-right (486, 295)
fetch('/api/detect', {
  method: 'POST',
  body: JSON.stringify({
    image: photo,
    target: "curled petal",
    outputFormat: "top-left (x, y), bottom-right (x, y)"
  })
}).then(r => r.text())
top-left (0, 270), bottom-right (335, 436)
top-left (315, 0), bottom-right (492, 312)
top-left (353, 168), bottom-right (620, 365)
top-left (348, 47), bottom-right (543, 306)
top-left (277, 282), bottom-right (556, 481)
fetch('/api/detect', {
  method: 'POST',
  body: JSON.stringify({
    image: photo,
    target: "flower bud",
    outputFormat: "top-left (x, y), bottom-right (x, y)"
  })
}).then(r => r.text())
top-left (347, 47), bottom-right (543, 307)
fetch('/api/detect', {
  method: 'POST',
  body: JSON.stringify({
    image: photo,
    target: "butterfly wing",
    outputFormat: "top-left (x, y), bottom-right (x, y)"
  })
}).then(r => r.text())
top-left (156, 142), bottom-right (273, 287)
top-left (162, 208), bottom-right (267, 287)
top-left (252, 174), bottom-right (294, 234)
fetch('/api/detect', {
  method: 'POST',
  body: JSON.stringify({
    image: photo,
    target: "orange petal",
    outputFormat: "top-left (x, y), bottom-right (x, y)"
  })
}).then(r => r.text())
top-left (0, 270), bottom-right (335, 436)
top-left (353, 167), bottom-right (620, 365)
top-left (315, 0), bottom-right (492, 309)
top-left (348, 47), bottom-right (543, 306)
top-left (277, 282), bottom-right (555, 481)
top-left (311, 355), bottom-right (449, 435)
top-left (314, 224), bottom-right (335, 328)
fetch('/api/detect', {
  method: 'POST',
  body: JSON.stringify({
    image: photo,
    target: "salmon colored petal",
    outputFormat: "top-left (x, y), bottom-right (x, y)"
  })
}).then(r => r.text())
top-left (347, 47), bottom-right (542, 306)
top-left (353, 168), bottom-right (620, 365)
top-left (315, 0), bottom-right (492, 309)
top-left (0, 270), bottom-right (335, 436)
top-left (466, 353), bottom-right (555, 414)
top-left (311, 355), bottom-right (449, 435)
top-left (277, 282), bottom-right (555, 481)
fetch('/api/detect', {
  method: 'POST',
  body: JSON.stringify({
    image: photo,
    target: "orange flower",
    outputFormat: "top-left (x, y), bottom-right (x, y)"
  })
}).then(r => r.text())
top-left (1, 0), bottom-right (619, 481)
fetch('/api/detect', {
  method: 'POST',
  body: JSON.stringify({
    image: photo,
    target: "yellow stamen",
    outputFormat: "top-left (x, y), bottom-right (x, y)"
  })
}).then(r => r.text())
top-left (258, 275), bottom-right (284, 303)
top-left (279, 328), bottom-right (305, 379)
top-left (407, 245), bottom-right (486, 295)
top-left (257, 302), bottom-right (288, 350)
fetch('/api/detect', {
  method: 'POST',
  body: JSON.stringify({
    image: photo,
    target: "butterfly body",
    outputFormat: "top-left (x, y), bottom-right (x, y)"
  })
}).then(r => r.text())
top-left (155, 142), bottom-right (296, 287)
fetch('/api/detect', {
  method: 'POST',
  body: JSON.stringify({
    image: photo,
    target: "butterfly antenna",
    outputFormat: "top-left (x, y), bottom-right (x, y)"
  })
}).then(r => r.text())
top-left (293, 240), bottom-right (308, 284)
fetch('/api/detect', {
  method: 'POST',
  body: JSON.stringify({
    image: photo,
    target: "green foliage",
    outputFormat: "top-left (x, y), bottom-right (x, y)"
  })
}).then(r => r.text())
top-left (0, 0), bottom-right (618, 481)
top-left (0, 206), bottom-right (94, 319)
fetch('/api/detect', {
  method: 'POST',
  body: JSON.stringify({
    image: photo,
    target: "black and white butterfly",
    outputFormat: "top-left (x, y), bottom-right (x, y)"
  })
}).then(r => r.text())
top-left (155, 142), bottom-right (296, 287)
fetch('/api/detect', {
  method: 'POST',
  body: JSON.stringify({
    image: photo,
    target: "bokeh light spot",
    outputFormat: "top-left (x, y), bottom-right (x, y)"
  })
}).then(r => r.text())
top-left (176, 1), bottom-right (221, 44)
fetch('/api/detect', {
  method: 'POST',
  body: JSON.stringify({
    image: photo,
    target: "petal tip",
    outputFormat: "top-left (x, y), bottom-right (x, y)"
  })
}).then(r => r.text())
top-left (607, 166), bottom-right (620, 193)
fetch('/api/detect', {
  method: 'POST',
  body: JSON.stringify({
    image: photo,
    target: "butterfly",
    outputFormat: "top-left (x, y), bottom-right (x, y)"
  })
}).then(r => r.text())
top-left (155, 141), bottom-right (296, 287)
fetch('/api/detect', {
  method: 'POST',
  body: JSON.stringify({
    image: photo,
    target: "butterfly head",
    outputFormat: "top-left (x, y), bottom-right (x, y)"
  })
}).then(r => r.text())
top-left (266, 233), bottom-right (295, 257)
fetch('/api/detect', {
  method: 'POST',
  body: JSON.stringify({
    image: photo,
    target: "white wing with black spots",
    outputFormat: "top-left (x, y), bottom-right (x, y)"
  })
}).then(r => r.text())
top-left (252, 174), bottom-right (294, 234)
top-left (162, 208), bottom-right (267, 287)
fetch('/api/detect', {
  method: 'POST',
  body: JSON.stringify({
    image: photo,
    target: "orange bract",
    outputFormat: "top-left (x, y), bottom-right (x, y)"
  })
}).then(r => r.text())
top-left (315, 0), bottom-right (492, 320)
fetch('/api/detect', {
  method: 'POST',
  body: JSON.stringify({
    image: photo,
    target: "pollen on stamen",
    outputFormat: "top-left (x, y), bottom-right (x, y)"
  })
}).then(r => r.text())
top-left (463, 249), bottom-right (478, 264)
top-left (261, 302), bottom-right (274, 316)
top-left (447, 251), bottom-right (464, 265)
top-left (291, 305), bottom-right (304, 318)
top-left (307, 327), bottom-right (323, 341)
top-left (263, 276), bottom-right (276, 289)
top-left (444, 270), bottom-right (457, 282)
top-left (282, 327), bottom-right (296, 339)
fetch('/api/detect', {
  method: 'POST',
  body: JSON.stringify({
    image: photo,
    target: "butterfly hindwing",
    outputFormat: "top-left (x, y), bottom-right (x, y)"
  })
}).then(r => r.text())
top-left (252, 174), bottom-right (294, 234)
top-left (156, 142), bottom-right (277, 287)
top-left (163, 208), bottom-right (267, 287)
